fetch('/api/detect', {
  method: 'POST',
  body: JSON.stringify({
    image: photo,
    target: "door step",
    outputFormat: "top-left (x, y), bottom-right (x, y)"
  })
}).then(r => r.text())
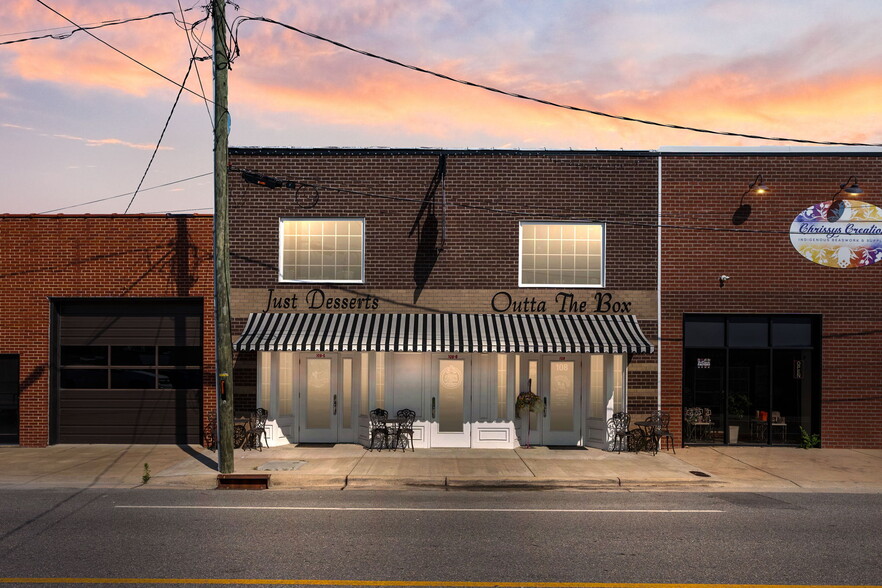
top-left (216, 473), bottom-right (271, 490)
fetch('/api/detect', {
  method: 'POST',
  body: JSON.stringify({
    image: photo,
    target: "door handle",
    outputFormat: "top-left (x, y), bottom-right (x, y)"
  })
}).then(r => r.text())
top-left (333, 394), bottom-right (337, 415)
top-left (432, 397), bottom-right (436, 419)
top-left (543, 397), bottom-right (548, 417)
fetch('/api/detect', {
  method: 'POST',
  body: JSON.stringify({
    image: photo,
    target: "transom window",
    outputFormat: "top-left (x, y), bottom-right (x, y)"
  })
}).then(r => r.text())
top-left (279, 219), bottom-right (364, 283)
top-left (519, 222), bottom-right (604, 287)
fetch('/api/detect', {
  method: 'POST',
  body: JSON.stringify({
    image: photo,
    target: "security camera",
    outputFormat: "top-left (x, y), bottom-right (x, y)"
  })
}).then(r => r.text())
top-left (719, 275), bottom-right (730, 281)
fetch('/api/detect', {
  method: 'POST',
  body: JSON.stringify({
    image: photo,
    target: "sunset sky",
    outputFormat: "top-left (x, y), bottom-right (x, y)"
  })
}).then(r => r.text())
top-left (2, 0), bottom-right (881, 214)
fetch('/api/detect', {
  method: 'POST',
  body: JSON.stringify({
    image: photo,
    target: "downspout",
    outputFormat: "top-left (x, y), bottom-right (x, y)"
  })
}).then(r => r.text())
top-left (657, 153), bottom-right (662, 410)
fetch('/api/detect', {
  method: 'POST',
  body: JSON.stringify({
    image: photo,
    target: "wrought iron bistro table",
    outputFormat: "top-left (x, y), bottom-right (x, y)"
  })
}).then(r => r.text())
top-left (630, 419), bottom-right (659, 454)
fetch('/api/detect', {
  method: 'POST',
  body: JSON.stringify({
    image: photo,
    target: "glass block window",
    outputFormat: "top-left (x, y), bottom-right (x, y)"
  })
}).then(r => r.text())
top-left (279, 219), bottom-right (364, 282)
top-left (519, 222), bottom-right (604, 287)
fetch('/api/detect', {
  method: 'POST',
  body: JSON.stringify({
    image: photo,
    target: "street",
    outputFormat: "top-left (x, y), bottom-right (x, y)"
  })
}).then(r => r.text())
top-left (0, 488), bottom-right (879, 587)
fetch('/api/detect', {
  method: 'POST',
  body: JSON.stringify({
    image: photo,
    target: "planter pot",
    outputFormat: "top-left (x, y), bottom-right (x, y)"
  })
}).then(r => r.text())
top-left (728, 425), bottom-right (740, 444)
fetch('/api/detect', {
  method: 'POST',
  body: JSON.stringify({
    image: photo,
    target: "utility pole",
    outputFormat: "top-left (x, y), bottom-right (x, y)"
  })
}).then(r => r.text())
top-left (212, 0), bottom-right (234, 474)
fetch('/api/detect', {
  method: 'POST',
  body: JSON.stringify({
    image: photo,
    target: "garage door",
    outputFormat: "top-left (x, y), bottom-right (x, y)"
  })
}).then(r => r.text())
top-left (55, 299), bottom-right (203, 444)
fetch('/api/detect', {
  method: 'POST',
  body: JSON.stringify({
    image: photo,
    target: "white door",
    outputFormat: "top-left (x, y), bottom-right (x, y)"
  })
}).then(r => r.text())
top-left (299, 355), bottom-right (339, 443)
top-left (540, 356), bottom-right (582, 446)
top-left (429, 355), bottom-right (471, 447)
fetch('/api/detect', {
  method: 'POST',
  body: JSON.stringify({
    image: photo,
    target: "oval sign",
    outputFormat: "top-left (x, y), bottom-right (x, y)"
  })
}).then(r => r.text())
top-left (790, 199), bottom-right (882, 268)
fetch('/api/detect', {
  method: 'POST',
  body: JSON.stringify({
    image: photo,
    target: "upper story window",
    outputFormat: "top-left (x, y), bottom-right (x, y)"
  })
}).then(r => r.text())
top-left (519, 222), bottom-right (604, 287)
top-left (279, 218), bottom-right (364, 283)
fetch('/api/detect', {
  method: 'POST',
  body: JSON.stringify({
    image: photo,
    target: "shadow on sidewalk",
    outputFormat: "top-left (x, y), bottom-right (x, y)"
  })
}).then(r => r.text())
top-left (179, 445), bottom-right (218, 469)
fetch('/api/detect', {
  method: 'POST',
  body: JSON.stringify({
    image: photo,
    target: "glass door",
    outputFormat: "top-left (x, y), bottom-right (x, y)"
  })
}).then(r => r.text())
top-left (429, 355), bottom-right (471, 447)
top-left (299, 354), bottom-right (338, 443)
top-left (771, 349), bottom-right (810, 445)
top-left (683, 348), bottom-right (726, 445)
top-left (728, 349), bottom-right (768, 445)
top-left (540, 356), bottom-right (581, 446)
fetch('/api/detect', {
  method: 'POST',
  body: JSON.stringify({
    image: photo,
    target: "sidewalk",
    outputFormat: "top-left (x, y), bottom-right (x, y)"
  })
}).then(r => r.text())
top-left (1, 443), bottom-right (880, 492)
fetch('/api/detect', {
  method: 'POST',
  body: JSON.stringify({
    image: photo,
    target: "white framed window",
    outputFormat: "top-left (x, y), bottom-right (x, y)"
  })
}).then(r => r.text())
top-left (519, 222), bottom-right (604, 287)
top-left (279, 218), bottom-right (364, 283)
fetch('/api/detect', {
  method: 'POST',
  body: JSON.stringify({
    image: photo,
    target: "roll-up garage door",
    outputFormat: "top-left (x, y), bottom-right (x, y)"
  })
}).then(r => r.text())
top-left (55, 299), bottom-right (203, 444)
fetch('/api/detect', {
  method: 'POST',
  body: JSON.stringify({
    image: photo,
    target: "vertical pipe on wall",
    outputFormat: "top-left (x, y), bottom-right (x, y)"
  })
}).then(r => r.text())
top-left (656, 154), bottom-right (662, 410)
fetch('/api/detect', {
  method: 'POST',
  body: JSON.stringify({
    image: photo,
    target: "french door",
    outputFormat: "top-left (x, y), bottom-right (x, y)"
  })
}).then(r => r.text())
top-left (540, 356), bottom-right (582, 446)
top-left (299, 354), bottom-right (339, 443)
top-left (429, 355), bottom-right (471, 447)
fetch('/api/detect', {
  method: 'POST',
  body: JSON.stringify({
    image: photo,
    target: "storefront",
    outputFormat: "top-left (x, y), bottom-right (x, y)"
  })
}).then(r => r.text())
top-left (660, 148), bottom-right (882, 448)
top-left (228, 148), bottom-right (660, 449)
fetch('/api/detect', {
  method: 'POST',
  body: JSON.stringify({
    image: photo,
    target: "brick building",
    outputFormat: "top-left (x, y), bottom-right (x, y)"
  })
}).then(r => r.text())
top-left (228, 148), bottom-right (658, 449)
top-left (4, 148), bottom-right (877, 451)
top-left (0, 215), bottom-right (215, 447)
top-left (660, 148), bottom-right (882, 448)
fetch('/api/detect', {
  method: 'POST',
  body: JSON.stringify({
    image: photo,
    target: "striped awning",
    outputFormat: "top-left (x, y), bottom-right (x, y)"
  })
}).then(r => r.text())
top-left (234, 313), bottom-right (654, 354)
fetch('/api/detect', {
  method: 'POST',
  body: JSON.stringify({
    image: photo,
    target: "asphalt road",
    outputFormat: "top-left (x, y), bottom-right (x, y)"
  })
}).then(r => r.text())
top-left (0, 488), bottom-right (879, 587)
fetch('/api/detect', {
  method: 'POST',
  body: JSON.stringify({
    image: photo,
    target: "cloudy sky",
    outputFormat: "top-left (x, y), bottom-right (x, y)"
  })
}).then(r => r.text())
top-left (2, 0), bottom-right (881, 214)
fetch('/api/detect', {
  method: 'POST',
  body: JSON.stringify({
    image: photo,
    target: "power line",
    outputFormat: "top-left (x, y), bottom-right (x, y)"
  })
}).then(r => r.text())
top-left (0, 7), bottom-right (197, 45)
top-left (230, 166), bottom-right (823, 236)
top-left (177, 0), bottom-right (214, 130)
top-left (124, 58), bottom-right (196, 213)
top-left (36, 172), bottom-right (211, 214)
top-left (33, 0), bottom-right (212, 104)
top-left (234, 16), bottom-right (882, 148)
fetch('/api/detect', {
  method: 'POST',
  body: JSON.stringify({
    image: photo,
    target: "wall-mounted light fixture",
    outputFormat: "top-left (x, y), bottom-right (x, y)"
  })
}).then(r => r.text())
top-left (827, 176), bottom-right (863, 222)
top-left (732, 174), bottom-right (769, 225)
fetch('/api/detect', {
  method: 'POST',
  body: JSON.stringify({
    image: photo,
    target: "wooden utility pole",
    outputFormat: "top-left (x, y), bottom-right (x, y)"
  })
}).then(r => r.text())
top-left (212, 0), bottom-right (234, 474)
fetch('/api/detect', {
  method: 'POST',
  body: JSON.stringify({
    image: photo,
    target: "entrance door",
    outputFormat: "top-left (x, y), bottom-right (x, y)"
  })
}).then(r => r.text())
top-left (299, 355), bottom-right (339, 443)
top-left (429, 356), bottom-right (471, 447)
top-left (0, 355), bottom-right (19, 444)
top-left (540, 356), bottom-right (581, 446)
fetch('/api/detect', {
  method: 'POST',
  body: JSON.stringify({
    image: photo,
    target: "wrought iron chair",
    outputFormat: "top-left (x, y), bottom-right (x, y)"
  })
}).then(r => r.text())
top-left (650, 409), bottom-right (676, 453)
top-left (607, 411), bottom-right (631, 453)
top-left (394, 409), bottom-right (417, 452)
top-left (368, 408), bottom-right (391, 451)
top-left (204, 414), bottom-right (218, 451)
top-left (244, 408), bottom-right (269, 451)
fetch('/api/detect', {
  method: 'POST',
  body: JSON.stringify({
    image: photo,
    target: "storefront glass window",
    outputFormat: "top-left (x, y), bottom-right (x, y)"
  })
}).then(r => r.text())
top-left (278, 353), bottom-right (294, 416)
top-left (727, 317), bottom-right (768, 348)
top-left (279, 219), bottom-right (364, 282)
top-left (519, 222), bottom-right (604, 287)
top-left (496, 354), bottom-right (507, 420)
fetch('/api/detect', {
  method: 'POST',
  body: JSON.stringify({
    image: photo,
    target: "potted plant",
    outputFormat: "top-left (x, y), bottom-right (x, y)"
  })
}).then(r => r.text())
top-left (515, 390), bottom-right (544, 448)
top-left (727, 393), bottom-right (750, 444)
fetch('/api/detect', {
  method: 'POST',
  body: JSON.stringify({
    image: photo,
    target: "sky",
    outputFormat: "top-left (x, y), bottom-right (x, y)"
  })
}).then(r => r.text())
top-left (2, 0), bottom-right (881, 215)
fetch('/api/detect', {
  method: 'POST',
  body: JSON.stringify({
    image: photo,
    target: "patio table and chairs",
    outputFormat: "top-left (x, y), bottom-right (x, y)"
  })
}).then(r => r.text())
top-left (369, 408), bottom-right (417, 451)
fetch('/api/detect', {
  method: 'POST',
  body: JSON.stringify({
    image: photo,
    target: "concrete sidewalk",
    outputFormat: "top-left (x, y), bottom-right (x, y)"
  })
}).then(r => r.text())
top-left (1, 443), bottom-right (880, 492)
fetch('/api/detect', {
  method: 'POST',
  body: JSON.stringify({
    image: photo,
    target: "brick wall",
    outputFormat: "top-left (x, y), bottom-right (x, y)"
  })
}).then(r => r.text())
top-left (228, 148), bottom-right (660, 413)
top-left (0, 215), bottom-right (215, 447)
top-left (660, 154), bottom-right (882, 448)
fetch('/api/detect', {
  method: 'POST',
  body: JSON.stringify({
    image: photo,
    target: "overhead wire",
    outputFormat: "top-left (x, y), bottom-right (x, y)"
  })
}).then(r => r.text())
top-left (177, 0), bottom-right (214, 130)
top-left (0, 6), bottom-right (197, 45)
top-left (33, 0), bottom-right (212, 104)
top-left (229, 166), bottom-right (824, 236)
top-left (36, 172), bottom-right (212, 214)
top-left (232, 15), bottom-right (882, 148)
top-left (124, 57), bottom-right (197, 213)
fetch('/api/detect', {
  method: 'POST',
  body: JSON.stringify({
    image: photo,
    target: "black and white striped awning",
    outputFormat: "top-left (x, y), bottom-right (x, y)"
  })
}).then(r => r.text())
top-left (234, 313), bottom-right (654, 354)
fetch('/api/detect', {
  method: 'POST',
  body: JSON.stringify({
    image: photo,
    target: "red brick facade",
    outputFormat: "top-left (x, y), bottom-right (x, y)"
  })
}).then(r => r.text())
top-left (660, 153), bottom-right (882, 448)
top-left (0, 215), bottom-right (215, 447)
top-left (228, 148), bottom-right (660, 418)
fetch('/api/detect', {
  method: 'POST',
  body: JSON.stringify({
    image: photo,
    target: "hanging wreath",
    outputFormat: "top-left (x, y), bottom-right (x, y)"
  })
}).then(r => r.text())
top-left (515, 391), bottom-right (544, 418)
